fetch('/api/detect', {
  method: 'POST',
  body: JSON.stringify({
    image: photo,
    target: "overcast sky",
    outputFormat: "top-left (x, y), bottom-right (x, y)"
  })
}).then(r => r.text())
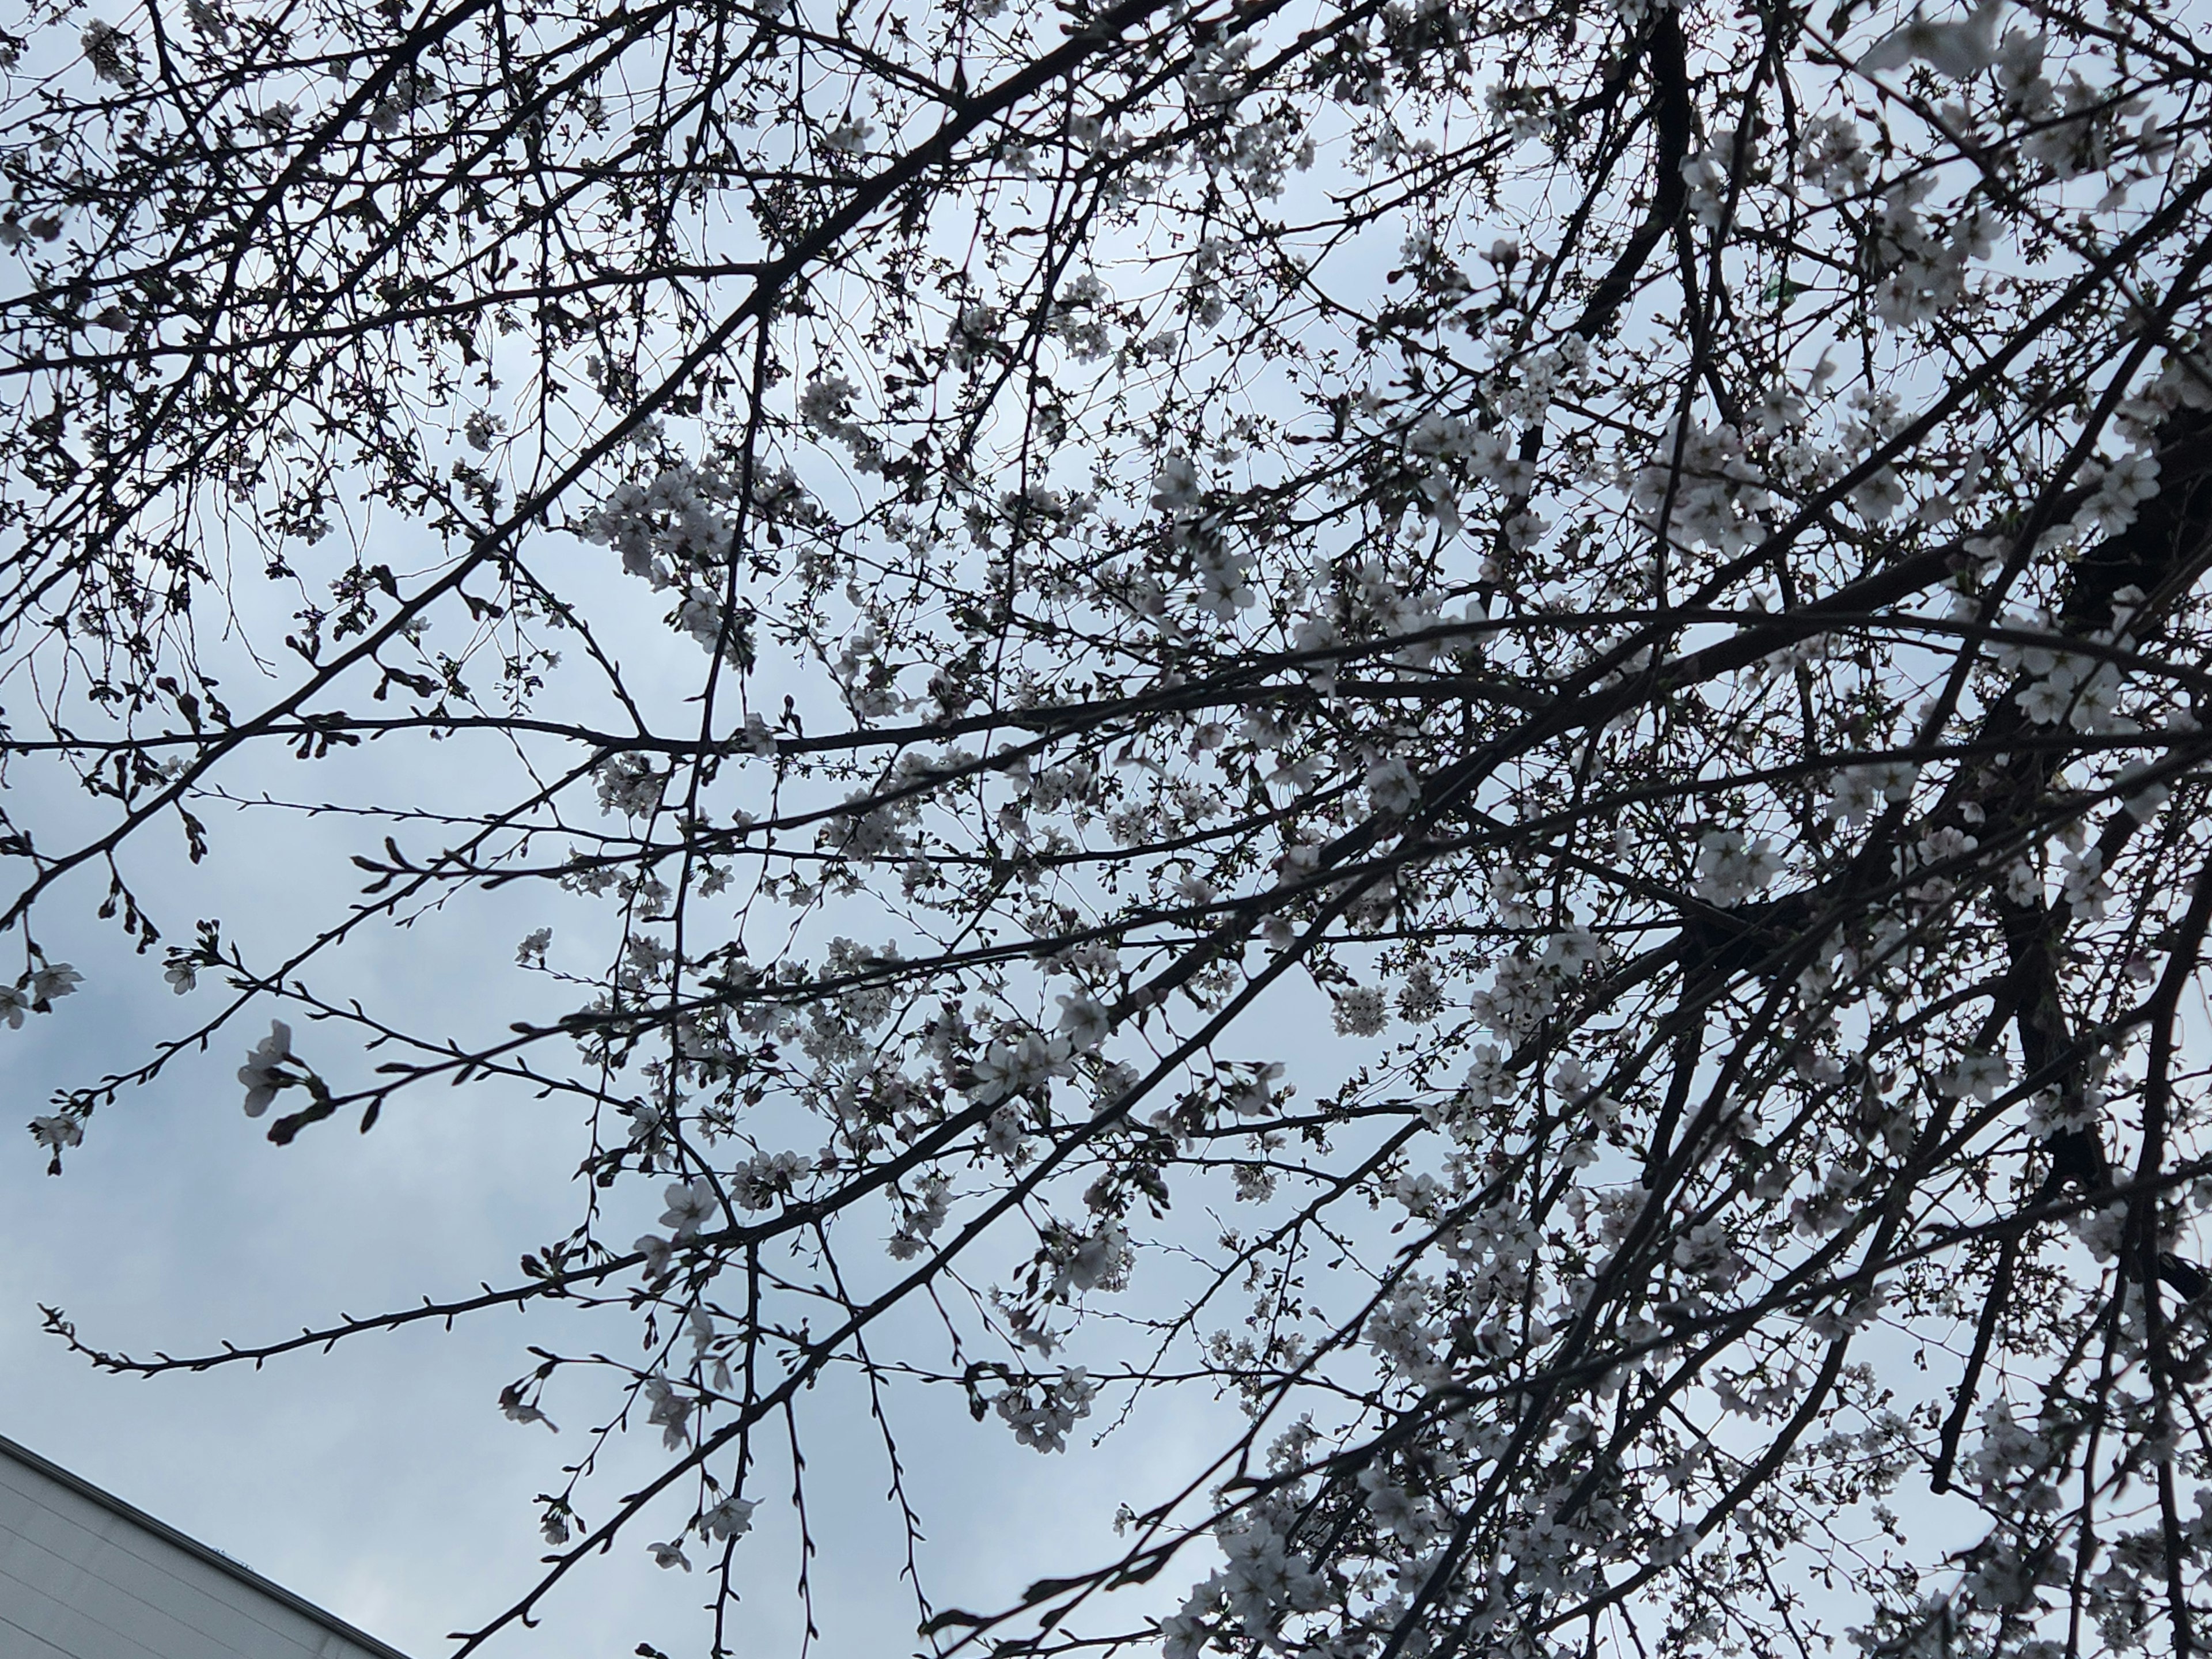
top-left (0, 495), bottom-right (1277, 1659)
top-left (1, 850), bottom-right (1251, 1659)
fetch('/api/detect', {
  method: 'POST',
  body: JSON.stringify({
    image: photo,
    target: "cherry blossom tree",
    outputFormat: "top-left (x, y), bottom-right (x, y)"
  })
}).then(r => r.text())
top-left (7, 0), bottom-right (2212, 1653)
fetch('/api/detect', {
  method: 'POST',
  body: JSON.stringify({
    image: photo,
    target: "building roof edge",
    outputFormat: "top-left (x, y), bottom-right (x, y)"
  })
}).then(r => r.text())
top-left (0, 1429), bottom-right (416, 1659)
